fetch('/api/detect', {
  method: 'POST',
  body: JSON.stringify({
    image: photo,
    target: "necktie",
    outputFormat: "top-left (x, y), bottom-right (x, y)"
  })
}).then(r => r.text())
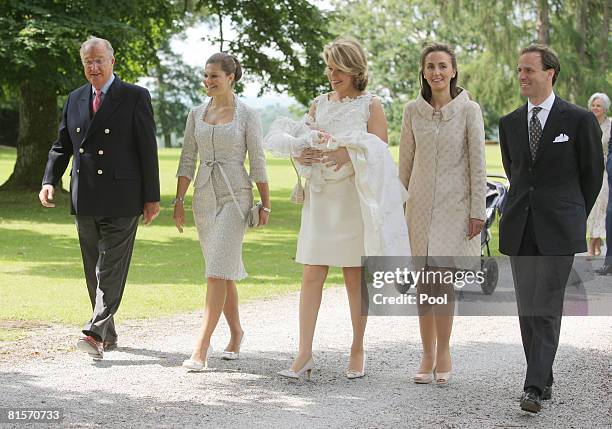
top-left (93, 89), bottom-right (102, 114)
top-left (529, 106), bottom-right (542, 161)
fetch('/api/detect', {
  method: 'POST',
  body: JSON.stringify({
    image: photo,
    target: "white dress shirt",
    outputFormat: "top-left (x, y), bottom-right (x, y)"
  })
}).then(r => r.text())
top-left (91, 74), bottom-right (115, 105)
top-left (528, 91), bottom-right (556, 131)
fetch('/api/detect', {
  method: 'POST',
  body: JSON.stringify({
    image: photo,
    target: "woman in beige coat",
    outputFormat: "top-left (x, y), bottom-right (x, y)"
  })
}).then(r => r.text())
top-left (399, 43), bottom-right (486, 385)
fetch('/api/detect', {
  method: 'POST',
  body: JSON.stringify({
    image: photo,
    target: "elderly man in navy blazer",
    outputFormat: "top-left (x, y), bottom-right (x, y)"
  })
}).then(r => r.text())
top-left (39, 37), bottom-right (160, 359)
top-left (499, 45), bottom-right (603, 413)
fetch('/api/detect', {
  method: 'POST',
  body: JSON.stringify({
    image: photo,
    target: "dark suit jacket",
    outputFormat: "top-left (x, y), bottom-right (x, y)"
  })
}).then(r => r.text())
top-left (498, 95), bottom-right (603, 255)
top-left (43, 75), bottom-right (160, 217)
top-left (606, 133), bottom-right (612, 178)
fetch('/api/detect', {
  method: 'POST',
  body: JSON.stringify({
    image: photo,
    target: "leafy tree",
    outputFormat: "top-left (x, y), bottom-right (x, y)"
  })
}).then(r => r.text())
top-left (149, 39), bottom-right (204, 148)
top-left (194, 0), bottom-right (333, 105)
top-left (0, 0), bottom-right (179, 190)
top-left (1, 0), bottom-right (333, 189)
top-left (334, 0), bottom-right (611, 142)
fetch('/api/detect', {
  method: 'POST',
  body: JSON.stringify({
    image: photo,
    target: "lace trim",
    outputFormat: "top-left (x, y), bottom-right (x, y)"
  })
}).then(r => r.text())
top-left (315, 92), bottom-right (374, 128)
top-left (324, 91), bottom-right (372, 104)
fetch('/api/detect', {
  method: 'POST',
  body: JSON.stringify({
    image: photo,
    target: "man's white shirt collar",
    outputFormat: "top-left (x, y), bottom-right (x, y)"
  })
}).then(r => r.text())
top-left (92, 74), bottom-right (115, 95)
top-left (528, 92), bottom-right (555, 115)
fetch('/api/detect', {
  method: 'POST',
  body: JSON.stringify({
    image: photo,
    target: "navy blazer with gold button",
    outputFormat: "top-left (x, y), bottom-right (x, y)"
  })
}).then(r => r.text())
top-left (498, 96), bottom-right (603, 256)
top-left (43, 75), bottom-right (160, 217)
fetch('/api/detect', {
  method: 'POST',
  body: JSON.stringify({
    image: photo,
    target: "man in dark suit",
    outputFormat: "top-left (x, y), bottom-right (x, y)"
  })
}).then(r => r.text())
top-left (39, 37), bottom-right (160, 359)
top-left (595, 132), bottom-right (612, 275)
top-left (498, 45), bottom-right (603, 413)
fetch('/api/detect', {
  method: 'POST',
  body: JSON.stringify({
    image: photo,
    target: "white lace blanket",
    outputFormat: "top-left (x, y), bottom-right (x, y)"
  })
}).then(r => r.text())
top-left (264, 117), bottom-right (411, 257)
top-left (338, 130), bottom-right (411, 257)
top-left (264, 115), bottom-right (331, 192)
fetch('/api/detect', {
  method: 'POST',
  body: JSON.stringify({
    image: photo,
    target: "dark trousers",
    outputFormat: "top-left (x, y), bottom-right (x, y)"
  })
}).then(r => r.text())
top-left (76, 215), bottom-right (139, 342)
top-left (509, 212), bottom-right (574, 393)
top-left (605, 174), bottom-right (612, 264)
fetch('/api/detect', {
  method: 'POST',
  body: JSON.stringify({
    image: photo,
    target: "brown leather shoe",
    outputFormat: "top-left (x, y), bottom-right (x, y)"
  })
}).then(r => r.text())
top-left (76, 335), bottom-right (103, 359)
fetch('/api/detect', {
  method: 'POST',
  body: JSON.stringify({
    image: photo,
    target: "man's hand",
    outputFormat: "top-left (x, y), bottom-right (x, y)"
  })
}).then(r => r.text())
top-left (143, 201), bottom-right (160, 225)
top-left (39, 184), bottom-right (56, 208)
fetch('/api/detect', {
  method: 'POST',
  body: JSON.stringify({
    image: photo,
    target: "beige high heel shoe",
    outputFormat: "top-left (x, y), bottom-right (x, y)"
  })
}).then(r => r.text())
top-left (278, 357), bottom-right (315, 380)
top-left (413, 360), bottom-right (436, 384)
top-left (413, 372), bottom-right (435, 384)
top-left (346, 352), bottom-right (366, 379)
top-left (182, 345), bottom-right (213, 371)
top-left (435, 369), bottom-right (452, 386)
top-left (221, 332), bottom-right (245, 360)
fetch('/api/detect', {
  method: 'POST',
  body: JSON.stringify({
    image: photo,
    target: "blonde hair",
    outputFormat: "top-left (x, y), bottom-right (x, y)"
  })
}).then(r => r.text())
top-left (323, 37), bottom-right (369, 91)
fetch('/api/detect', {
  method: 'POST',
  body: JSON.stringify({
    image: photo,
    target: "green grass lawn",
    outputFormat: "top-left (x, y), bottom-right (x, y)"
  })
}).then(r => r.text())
top-left (0, 144), bottom-right (503, 332)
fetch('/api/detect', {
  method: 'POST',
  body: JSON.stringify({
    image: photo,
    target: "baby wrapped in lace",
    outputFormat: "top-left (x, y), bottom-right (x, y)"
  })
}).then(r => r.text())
top-left (264, 113), bottom-right (411, 258)
top-left (264, 114), bottom-right (339, 192)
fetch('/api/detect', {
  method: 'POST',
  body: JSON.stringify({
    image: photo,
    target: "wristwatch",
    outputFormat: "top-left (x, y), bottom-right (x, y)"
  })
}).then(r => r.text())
top-left (171, 197), bottom-right (184, 206)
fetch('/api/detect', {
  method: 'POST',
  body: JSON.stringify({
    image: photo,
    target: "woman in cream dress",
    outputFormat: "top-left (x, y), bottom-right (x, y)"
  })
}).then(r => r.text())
top-left (277, 37), bottom-right (391, 380)
top-left (399, 43), bottom-right (486, 385)
top-left (586, 92), bottom-right (610, 257)
top-left (174, 53), bottom-right (270, 370)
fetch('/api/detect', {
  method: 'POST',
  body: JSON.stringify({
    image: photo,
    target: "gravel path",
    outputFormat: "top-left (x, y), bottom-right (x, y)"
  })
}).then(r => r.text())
top-left (1, 287), bottom-right (611, 428)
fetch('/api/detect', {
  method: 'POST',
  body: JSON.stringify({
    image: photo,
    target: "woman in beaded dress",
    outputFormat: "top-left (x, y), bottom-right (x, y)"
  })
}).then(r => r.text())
top-left (174, 53), bottom-right (270, 370)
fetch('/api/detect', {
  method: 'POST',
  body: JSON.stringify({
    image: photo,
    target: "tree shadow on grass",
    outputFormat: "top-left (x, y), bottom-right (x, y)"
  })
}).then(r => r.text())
top-left (0, 222), bottom-right (308, 286)
top-left (0, 188), bottom-right (300, 225)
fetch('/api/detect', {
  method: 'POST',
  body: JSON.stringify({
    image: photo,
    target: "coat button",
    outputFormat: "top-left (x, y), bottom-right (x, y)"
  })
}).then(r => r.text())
top-left (104, 129), bottom-right (110, 134)
top-left (76, 169), bottom-right (79, 173)
top-left (524, 206), bottom-right (529, 211)
top-left (98, 150), bottom-right (104, 155)
top-left (79, 148), bottom-right (84, 153)
top-left (529, 186), bottom-right (534, 191)
top-left (97, 169), bottom-right (103, 175)
top-left (76, 127), bottom-right (81, 133)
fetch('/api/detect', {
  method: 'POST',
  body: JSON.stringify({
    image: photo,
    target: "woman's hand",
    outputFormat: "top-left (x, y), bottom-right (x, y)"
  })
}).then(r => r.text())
top-left (258, 209), bottom-right (270, 226)
top-left (173, 203), bottom-right (185, 233)
top-left (295, 148), bottom-right (323, 166)
top-left (322, 147), bottom-right (351, 171)
top-left (467, 218), bottom-right (485, 240)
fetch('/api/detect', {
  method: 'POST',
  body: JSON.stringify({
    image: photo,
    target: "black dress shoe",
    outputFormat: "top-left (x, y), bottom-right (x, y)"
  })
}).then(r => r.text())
top-left (542, 385), bottom-right (552, 400)
top-left (595, 264), bottom-right (612, 275)
top-left (520, 388), bottom-right (542, 413)
top-left (103, 340), bottom-right (118, 351)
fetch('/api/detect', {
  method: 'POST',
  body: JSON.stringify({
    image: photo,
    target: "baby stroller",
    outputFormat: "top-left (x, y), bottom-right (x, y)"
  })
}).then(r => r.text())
top-left (479, 174), bottom-right (508, 295)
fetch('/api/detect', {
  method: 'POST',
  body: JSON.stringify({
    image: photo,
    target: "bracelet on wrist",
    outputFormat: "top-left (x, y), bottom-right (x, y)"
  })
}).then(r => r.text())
top-left (172, 197), bottom-right (185, 206)
top-left (262, 206), bottom-right (271, 213)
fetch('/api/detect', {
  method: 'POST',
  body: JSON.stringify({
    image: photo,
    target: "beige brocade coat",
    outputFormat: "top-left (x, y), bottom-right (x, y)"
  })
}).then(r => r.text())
top-left (399, 90), bottom-right (486, 268)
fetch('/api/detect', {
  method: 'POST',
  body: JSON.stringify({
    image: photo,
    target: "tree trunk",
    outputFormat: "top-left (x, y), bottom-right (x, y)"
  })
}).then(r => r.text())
top-left (536, 0), bottom-right (550, 44)
top-left (218, 11), bottom-right (224, 51)
top-left (576, 0), bottom-right (588, 64)
top-left (155, 65), bottom-right (172, 148)
top-left (0, 80), bottom-right (57, 191)
top-left (601, 0), bottom-right (609, 73)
